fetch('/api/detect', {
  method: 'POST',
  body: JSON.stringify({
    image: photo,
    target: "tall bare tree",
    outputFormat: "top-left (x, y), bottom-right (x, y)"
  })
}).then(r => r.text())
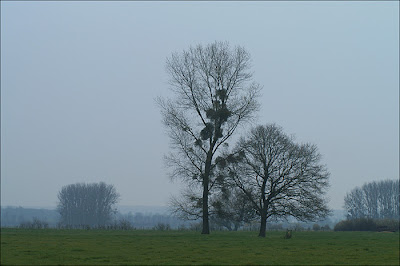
top-left (221, 124), bottom-right (330, 237)
top-left (158, 41), bottom-right (261, 234)
top-left (57, 182), bottom-right (120, 228)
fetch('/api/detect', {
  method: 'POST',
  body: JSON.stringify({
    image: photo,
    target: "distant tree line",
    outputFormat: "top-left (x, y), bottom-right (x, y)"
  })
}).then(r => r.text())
top-left (0, 206), bottom-right (192, 230)
top-left (344, 179), bottom-right (399, 220)
top-left (0, 206), bottom-right (60, 227)
top-left (18, 218), bottom-right (49, 229)
top-left (115, 212), bottom-right (190, 229)
top-left (1, 205), bottom-right (347, 232)
top-left (333, 179), bottom-right (399, 232)
top-left (334, 218), bottom-right (399, 232)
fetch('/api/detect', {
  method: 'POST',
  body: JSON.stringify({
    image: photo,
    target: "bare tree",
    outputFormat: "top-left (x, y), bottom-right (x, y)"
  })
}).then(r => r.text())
top-left (57, 182), bottom-right (120, 228)
top-left (344, 179), bottom-right (399, 219)
top-left (344, 187), bottom-right (367, 219)
top-left (221, 124), bottom-right (330, 237)
top-left (158, 41), bottom-right (261, 234)
top-left (379, 180), bottom-right (400, 219)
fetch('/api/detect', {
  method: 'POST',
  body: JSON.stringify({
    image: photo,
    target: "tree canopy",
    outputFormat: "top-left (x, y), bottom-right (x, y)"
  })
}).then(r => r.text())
top-left (220, 124), bottom-right (331, 237)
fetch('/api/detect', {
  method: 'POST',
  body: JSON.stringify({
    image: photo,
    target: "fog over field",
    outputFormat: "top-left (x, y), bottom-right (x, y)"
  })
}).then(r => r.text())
top-left (1, 2), bottom-right (398, 210)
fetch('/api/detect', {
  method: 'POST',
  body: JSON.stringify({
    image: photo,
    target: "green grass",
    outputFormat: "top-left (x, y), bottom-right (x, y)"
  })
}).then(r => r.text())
top-left (1, 228), bottom-right (399, 265)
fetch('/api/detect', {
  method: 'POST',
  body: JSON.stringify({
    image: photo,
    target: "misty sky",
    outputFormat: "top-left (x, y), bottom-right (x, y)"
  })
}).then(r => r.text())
top-left (1, 2), bottom-right (398, 210)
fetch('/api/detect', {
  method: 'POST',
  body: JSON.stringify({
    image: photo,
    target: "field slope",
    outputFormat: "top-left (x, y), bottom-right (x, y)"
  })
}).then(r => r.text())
top-left (1, 229), bottom-right (399, 265)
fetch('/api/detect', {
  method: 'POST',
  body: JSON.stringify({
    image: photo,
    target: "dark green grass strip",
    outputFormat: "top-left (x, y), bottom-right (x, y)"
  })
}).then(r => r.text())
top-left (1, 229), bottom-right (399, 265)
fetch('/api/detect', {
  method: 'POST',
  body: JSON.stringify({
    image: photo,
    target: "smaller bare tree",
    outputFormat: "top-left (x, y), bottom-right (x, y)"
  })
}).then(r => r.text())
top-left (57, 182), bottom-right (120, 228)
top-left (344, 187), bottom-right (367, 219)
top-left (220, 124), bottom-right (330, 237)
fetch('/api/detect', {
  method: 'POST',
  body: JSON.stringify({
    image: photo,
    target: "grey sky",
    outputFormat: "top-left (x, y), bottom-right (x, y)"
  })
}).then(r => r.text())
top-left (1, 2), bottom-right (398, 210)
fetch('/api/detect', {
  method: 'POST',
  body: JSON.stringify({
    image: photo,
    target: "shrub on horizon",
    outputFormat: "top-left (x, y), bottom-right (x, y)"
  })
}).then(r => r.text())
top-left (334, 218), bottom-right (387, 231)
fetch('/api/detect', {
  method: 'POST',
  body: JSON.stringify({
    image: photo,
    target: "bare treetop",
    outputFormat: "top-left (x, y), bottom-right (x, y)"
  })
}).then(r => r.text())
top-left (160, 42), bottom-right (260, 158)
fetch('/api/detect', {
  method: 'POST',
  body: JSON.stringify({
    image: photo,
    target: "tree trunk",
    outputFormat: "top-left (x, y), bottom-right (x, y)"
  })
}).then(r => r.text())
top-left (234, 223), bottom-right (239, 231)
top-left (258, 209), bottom-right (267, 237)
top-left (201, 151), bottom-right (213, 234)
top-left (259, 179), bottom-right (267, 237)
top-left (202, 179), bottom-right (210, 234)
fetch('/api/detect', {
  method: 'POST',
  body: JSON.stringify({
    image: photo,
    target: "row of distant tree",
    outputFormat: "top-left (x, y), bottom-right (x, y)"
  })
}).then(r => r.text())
top-left (56, 182), bottom-right (192, 229)
top-left (1, 204), bottom-right (341, 231)
top-left (54, 182), bottom-right (330, 230)
top-left (3, 178), bottom-right (397, 231)
top-left (54, 178), bottom-right (397, 231)
top-left (1, 207), bottom-right (60, 227)
top-left (0, 205), bottom-right (188, 229)
top-left (344, 179), bottom-right (399, 220)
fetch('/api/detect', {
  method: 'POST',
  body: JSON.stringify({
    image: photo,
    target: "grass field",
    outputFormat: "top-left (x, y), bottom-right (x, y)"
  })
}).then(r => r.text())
top-left (1, 228), bottom-right (399, 265)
